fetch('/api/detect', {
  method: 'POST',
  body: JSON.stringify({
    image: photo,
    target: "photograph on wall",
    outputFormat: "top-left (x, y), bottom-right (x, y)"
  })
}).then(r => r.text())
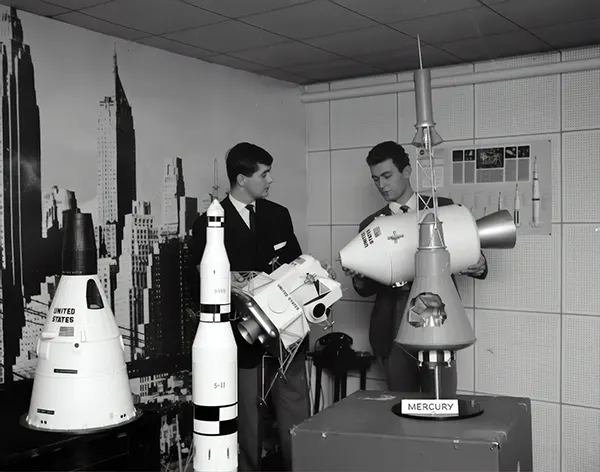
top-left (413, 139), bottom-right (552, 236)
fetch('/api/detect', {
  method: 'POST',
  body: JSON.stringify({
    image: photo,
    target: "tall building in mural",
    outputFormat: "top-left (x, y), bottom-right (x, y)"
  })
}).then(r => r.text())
top-left (160, 157), bottom-right (185, 239)
top-left (0, 7), bottom-right (43, 384)
top-left (96, 51), bottom-right (136, 259)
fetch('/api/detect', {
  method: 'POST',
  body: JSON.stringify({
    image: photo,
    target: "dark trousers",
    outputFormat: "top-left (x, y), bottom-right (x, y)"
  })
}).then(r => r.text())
top-left (381, 344), bottom-right (458, 398)
top-left (238, 351), bottom-right (310, 472)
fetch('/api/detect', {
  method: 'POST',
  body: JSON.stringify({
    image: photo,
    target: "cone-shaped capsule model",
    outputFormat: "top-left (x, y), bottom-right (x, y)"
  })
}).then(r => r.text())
top-left (395, 213), bottom-right (475, 352)
top-left (23, 210), bottom-right (139, 433)
top-left (193, 197), bottom-right (238, 472)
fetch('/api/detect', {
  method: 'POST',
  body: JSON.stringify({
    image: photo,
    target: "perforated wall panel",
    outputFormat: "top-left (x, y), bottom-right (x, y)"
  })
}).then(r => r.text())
top-left (562, 130), bottom-right (600, 222)
top-left (304, 83), bottom-right (329, 93)
top-left (562, 45), bottom-right (600, 61)
top-left (330, 94), bottom-right (397, 150)
top-left (562, 405), bottom-right (600, 472)
top-left (562, 224), bottom-right (600, 316)
top-left (562, 69), bottom-right (600, 131)
top-left (307, 151), bottom-right (331, 224)
top-left (475, 225), bottom-right (561, 313)
top-left (306, 101), bottom-right (330, 151)
top-left (398, 85), bottom-right (474, 143)
top-left (475, 133), bottom-right (561, 222)
top-left (330, 73), bottom-right (396, 91)
top-left (331, 148), bottom-right (384, 224)
top-left (475, 76), bottom-right (561, 138)
top-left (475, 310), bottom-right (560, 402)
top-left (307, 225), bottom-right (331, 266)
top-left (331, 224), bottom-right (373, 302)
top-left (456, 309), bottom-right (474, 393)
top-left (530, 400), bottom-right (561, 472)
top-left (562, 315), bottom-right (600, 408)
top-left (474, 51), bottom-right (560, 72)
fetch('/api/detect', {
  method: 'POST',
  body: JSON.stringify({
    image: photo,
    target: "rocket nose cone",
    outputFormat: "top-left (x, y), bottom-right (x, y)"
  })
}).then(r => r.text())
top-left (207, 198), bottom-right (224, 217)
top-left (62, 210), bottom-right (98, 275)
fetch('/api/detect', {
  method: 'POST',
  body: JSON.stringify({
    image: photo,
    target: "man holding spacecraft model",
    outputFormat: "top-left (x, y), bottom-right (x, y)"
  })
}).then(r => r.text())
top-left (344, 141), bottom-right (488, 397)
top-left (189, 142), bottom-right (310, 472)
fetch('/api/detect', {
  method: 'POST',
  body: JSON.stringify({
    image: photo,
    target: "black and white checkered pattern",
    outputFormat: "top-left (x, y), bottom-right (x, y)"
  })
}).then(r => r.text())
top-left (199, 303), bottom-right (231, 322)
top-left (207, 215), bottom-right (225, 227)
top-left (193, 402), bottom-right (237, 436)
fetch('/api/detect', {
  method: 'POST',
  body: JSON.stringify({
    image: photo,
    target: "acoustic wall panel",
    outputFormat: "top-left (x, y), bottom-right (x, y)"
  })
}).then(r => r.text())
top-left (474, 51), bottom-right (560, 72)
top-left (562, 130), bottom-right (600, 222)
top-left (475, 225), bottom-right (561, 313)
top-left (306, 101), bottom-right (330, 151)
top-left (530, 400), bottom-right (561, 472)
top-left (307, 151), bottom-right (331, 224)
top-left (475, 309), bottom-right (561, 402)
top-left (475, 75), bottom-right (561, 138)
top-left (562, 404), bottom-right (600, 472)
top-left (330, 94), bottom-right (397, 150)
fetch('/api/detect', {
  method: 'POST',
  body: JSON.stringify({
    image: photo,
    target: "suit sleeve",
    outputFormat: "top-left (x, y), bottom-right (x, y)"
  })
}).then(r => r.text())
top-left (468, 251), bottom-right (489, 280)
top-left (352, 218), bottom-right (384, 298)
top-left (282, 208), bottom-right (302, 262)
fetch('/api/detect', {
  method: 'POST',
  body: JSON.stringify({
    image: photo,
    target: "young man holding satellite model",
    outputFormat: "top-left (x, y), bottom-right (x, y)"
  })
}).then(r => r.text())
top-left (344, 141), bottom-right (488, 397)
top-left (189, 142), bottom-right (309, 472)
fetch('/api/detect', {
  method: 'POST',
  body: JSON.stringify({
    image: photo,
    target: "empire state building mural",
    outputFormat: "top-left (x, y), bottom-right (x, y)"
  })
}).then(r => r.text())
top-left (0, 6), bottom-right (209, 467)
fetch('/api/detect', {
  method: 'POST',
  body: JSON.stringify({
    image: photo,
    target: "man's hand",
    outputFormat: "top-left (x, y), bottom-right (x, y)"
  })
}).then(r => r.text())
top-left (460, 253), bottom-right (486, 278)
top-left (319, 261), bottom-right (338, 280)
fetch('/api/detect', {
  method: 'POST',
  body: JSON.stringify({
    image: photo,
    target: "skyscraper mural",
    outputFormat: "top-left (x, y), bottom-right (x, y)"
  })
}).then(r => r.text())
top-left (0, 6), bottom-right (217, 468)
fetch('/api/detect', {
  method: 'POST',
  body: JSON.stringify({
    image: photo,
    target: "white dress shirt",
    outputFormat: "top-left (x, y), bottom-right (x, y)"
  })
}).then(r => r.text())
top-left (229, 194), bottom-right (255, 230)
top-left (388, 193), bottom-right (417, 214)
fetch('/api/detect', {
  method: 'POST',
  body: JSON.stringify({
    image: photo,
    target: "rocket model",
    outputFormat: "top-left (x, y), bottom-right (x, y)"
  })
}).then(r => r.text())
top-left (514, 184), bottom-right (521, 227)
top-left (192, 198), bottom-right (238, 472)
top-left (532, 157), bottom-right (540, 227)
top-left (23, 210), bottom-right (138, 433)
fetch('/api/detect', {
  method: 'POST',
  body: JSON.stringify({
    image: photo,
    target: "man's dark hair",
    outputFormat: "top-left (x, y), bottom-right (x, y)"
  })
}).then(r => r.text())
top-left (226, 142), bottom-right (273, 186)
top-left (366, 141), bottom-right (410, 172)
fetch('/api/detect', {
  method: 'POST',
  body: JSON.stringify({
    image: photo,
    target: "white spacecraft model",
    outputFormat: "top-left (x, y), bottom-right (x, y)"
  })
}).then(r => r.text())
top-left (232, 255), bottom-right (343, 395)
top-left (192, 198), bottom-right (238, 472)
top-left (341, 37), bottom-right (518, 419)
top-left (23, 210), bottom-right (139, 433)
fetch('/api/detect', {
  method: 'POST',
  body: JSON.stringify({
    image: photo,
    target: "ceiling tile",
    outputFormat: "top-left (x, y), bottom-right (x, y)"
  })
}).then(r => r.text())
top-left (135, 36), bottom-right (214, 59)
top-left (77, 0), bottom-right (226, 35)
top-left (354, 44), bottom-right (462, 72)
top-left (285, 58), bottom-right (381, 82)
top-left (330, 0), bottom-right (482, 24)
top-left (230, 41), bottom-right (343, 68)
top-left (43, 0), bottom-right (113, 10)
top-left (389, 6), bottom-right (520, 45)
top-left (259, 68), bottom-right (309, 84)
top-left (52, 11), bottom-right (149, 40)
top-left (242, 0), bottom-right (377, 40)
top-left (481, 0), bottom-right (600, 29)
top-left (2, 0), bottom-right (69, 16)
top-left (180, 0), bottom-right (312, 18)
top-left (164, 20), bottom-right (288, 53)
top-left (437, 30), bottom-right (553, 63)
top-left (305, 25), bottom-right (414, 57)
top-left (530, 17), bottom-right (600, 50)
top-left (203, 54), bottom-right (271, 72)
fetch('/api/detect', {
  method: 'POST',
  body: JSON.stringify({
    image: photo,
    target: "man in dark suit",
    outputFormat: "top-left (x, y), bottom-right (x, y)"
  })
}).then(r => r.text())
top-left (189, 143), bottom-right (309, 472)
top-left (344, 141), bottom-right (488, 397)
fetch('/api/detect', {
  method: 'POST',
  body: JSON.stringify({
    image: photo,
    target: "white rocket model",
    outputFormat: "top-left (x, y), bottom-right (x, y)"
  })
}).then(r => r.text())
top-left (532, 157), bottom-right (540, 227)
top-left (192, 198), bottom-right (238, 472)
top-left (23, 210), bottom-right (138, 433)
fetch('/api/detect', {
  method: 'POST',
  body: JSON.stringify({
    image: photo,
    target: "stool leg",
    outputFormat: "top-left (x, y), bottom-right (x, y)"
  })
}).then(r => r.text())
top-left (333, 377), bottom-right (340, 402)
top-left (360, 368), bottom-right (367, 390)
top-left (341, 375), bottom-right (347, 398)
top-left (314, 368), bottom-right (322, 414)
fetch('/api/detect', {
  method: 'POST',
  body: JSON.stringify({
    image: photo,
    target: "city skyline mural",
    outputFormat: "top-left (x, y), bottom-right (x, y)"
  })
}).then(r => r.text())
top-left (0, 6), bottom-right (300, 470)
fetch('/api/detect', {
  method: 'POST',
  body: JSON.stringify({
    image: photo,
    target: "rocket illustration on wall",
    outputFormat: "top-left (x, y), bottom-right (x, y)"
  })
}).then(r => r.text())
top-left (531, 157), bottom-right (540, 228)
top-left (514, 184), bottom-right (521, 228)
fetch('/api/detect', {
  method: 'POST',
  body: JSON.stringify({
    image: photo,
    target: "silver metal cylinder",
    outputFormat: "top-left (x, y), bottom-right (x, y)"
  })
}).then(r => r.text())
top-left (414, 68), bottom-right (435, 128)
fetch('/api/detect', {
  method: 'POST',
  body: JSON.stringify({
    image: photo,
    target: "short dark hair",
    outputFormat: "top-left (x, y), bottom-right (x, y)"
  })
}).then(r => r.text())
top-left (226, 142), bottom-right (273, 186)
top-left (366, 141), bottom-right (410, 172)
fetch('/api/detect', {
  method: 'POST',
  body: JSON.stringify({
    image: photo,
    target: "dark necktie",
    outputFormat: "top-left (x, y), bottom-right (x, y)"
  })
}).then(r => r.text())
top-left (246, 204), bottom-right (255, 232)
top-left (400, 205), bottom-right (409, 213)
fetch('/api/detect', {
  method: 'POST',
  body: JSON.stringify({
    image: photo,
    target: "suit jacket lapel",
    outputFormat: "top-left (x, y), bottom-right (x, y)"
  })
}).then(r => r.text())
top-left (222, 196), bottom-right (253, 236)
